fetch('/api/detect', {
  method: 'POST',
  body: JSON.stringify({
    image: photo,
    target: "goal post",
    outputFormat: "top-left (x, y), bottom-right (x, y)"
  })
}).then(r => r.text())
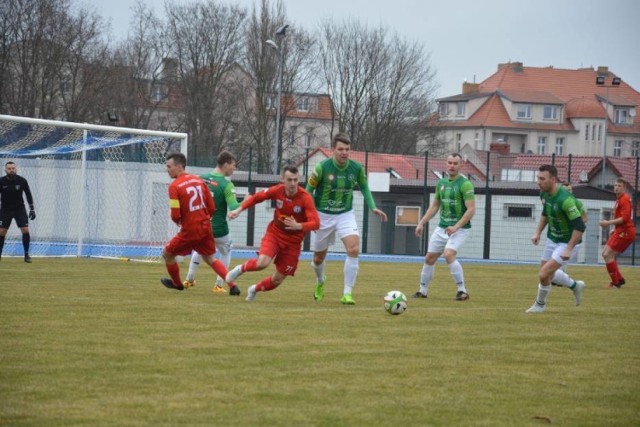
top-left (0, 114), bottom-right (188, 262)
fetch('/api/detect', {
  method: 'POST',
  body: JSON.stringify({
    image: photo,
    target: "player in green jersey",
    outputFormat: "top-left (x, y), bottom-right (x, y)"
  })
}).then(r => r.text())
top-left (184, 151), bottom-right (239, 293)
top-left (412, 153), bottom-right (475, 301)
top-left (306, 133), bottom-right (388, 305)
top-left (527, 165), bottom-right (586, 313)
top-left (552, 182), bottom-right (588, 284)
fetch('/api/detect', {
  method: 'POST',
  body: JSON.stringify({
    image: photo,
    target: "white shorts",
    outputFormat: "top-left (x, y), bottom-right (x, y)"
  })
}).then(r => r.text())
top-left (540, 240), bottom-right (581, 266)
top-left (427, 227), bottom-right (470, 254)
top-left (312, 211), bottom-right (359, 252)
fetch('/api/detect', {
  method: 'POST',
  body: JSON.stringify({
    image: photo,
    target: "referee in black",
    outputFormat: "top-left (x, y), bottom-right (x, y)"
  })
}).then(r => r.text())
top-left (0, 161), bottom-right (36, 262)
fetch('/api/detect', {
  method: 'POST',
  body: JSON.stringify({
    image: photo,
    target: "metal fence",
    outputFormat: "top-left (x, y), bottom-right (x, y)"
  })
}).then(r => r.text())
top-left (220, 149), bottom-right (639, 266)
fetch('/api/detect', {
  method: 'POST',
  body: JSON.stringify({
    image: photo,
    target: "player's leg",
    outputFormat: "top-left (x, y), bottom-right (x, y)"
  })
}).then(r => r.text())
top-left (247, 245), bottom-right (296, 301)
top-left (160, 236), bottom-right (186, 291)
top-left (336, 211), bottom-right (360, 304)
top-left (13, 208), bottom-right (31, 262)
top-left (185, 250), bottom-right (201, 287)
top-left (602, 234), bottom-right (631, 287)
top-left (527, 240), bottom-right (557, 312)
top-left (213, 235), bottom-right (232, 290)
top-left (227, 234), bottom-right (276, 282)
top-left (310, 212), bottom-right (335, 301)
top-left (443, 229), bottom-right (471, 301)
top-left (413, 227), bottom-right (446, 298)
top-left (548, 244), bottom-right (584, 305)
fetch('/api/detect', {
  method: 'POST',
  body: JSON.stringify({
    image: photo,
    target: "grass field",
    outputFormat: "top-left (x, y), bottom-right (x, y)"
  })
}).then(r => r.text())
top-left (1, 257), bottom-right (639, 426)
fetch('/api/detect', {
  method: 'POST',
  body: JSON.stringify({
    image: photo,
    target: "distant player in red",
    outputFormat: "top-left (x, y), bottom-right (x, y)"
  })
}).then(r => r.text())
top-left (599, 177), bottom-right (636, 288)
top-left (161, 152), bottom-right (240, 296)
top-left (225, 165), bottom-right (319, 301)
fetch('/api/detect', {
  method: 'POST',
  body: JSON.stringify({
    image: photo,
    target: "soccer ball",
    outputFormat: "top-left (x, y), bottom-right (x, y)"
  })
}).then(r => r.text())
top-left (383, 290), bottom-right (407, 315)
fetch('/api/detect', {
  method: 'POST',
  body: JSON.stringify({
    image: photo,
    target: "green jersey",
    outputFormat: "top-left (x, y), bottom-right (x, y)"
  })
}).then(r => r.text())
top-left (305, 158), bottom-right (377, 215)
top-left (541, 186), bottom-right (582, 244)
top-left (200, 171), bottom-right (239, 237)
top-left (435, 174), bottom-right (475, 229)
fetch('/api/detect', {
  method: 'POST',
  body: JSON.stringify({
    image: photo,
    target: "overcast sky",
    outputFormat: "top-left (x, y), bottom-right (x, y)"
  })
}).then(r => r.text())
top-left (94, 0), bottom-right (640, 98)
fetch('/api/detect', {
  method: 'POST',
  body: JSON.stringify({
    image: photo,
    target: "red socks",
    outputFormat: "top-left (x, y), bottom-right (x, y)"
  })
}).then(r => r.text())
top-left (605, 261), bottom-right (621, 284)
top-left (166, 262), bottom-right (181, 286)
top-left (256, 276), bottom-right (278, 292)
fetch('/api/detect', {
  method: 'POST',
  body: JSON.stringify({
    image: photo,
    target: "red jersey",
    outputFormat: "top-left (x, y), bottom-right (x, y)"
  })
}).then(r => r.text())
top-left (241, 184), bottom-right (319, 244)
top-left (169, 173), bottom-right (215, 240)
top-left (614, 192), bottom-right (636, 236)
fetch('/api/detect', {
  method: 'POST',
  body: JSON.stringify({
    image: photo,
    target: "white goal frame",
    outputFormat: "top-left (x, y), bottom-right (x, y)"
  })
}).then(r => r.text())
top-left (0, 114), bottom-right (188, 262)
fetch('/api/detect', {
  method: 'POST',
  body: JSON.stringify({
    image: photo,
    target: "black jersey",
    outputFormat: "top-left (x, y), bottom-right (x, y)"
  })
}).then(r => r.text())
top-left (0, 174), bottom-right (34, 211)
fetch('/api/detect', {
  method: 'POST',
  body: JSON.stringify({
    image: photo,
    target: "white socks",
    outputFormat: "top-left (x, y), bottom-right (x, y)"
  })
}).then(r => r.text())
top-left (186, 251), bottom-right (201, 282)
top-left (419, 264), bottom-right (435, 295)
top-left (535, 283), bottom-right (551, 306)
top-left (311, 261), bottom-right (325, 283)
top-left (448, 260), bottom-right (467, 293)
top-left (344, 256), bottom-right (359, 295)
top-left (551, 269), bottom-right (574, 287)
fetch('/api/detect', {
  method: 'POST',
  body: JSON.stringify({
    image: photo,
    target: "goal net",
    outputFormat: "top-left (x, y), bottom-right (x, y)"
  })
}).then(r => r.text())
top-left (0, 115), bottom-right (187, 262)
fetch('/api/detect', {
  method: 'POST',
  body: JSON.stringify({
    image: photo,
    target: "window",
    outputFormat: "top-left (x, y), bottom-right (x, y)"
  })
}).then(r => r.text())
top-left (516, 104), bottom-right (532, 119)
top-left (632, 141), bottom-right (640, 157)
top-left (601, 209), bottom-right (612, 242)
top-left (543, 105), bottom-right (558, 120)
top-left (152, 85), bottom-right (166, 102)
top-left (504, 204), bottom-right (535, 219)
top-left (265, 96), bottom-right (275, 109)
top-left (598, 124), bottom-right (602, 141)
top-left (296, 97), bottom-right (309, 111)
top-left (456, 102), bottom-right (465, 116)
top-left (614, 140), bottom-right (623, 157)
top-left (591, 124), bottom-right (596, 141)
top-left (555, 137), bottom-right (564, 155)
top-left (614, 108), bottom-right (629, 124)
top-left (456, 133), bottom-right (462, 151)
top-left (537, 136), bottom-right (546, 154)
top-left (439, 103), bottom-right (449, 116)
top-left (305, 127), bottom-right (314, 148)
top-left (585, 123), bottom-right (590, 141)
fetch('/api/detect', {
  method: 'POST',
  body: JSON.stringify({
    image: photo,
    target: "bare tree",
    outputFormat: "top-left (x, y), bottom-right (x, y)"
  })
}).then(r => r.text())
top-left (165, 0), bottom-right (246, 167)
top-left (317, 19), bottom-right (439, 154)
top-left (0, 0), bottom-right (109, 121)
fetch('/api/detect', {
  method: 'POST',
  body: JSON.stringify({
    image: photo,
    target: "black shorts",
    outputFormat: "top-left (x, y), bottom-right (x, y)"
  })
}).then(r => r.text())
top-left (0, 208), bottom-right (29, 229)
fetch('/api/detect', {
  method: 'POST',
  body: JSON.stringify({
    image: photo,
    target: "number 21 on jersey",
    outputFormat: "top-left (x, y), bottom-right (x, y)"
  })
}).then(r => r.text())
top-left (186, 185), bottom-right (206, 212)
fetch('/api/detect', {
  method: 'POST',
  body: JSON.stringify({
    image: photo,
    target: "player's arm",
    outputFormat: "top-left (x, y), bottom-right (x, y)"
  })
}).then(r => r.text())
top-left (415, 197), bottom-right (441, 237)
top-left (301, 194), bottom-right (320, 232)
top-left (225, 182), bottom-right (240, 211)
top-left (561, 198), bottom-right (585, 259)
top-left (531, 209), bottom-right (548, 245)
top-left (305, 163), bottom-right (323, 193)
top-left (168, 186), bottom-right (181, 225)
top-left (357, 167), bottom-right (388, 222)
top-left (448, 182), bottom-right (475, 233)
top-left (228, 187), bottom-right (272, 220)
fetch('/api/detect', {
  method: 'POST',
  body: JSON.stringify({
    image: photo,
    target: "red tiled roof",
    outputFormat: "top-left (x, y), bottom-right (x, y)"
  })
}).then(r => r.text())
top-left (565, 97), bottom-right (606, 119)
top-left (445, 64), bottom-right (640, 134)
top-left (509, 155), bottom-right (602, 184)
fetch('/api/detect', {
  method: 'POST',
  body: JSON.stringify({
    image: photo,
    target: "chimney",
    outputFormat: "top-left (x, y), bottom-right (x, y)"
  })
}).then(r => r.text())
top-left (162, 58), bottom-right (178, 81)
top-left (490, 142), bottom-right (510, 155)
top-left (512, 62), bottom-right (523, 72)
top-left (462, 82), bottom-right (480, 94)
top-left (596, 66), bottom-right (609, 76)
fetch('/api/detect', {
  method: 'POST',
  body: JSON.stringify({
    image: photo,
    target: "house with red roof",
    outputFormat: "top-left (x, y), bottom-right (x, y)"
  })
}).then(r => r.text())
top-left (425, 62), bottom-right (640, 187)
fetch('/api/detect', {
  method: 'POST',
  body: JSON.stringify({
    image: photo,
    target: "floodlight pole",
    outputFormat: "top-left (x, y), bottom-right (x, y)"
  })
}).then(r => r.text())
top-left (596, 74), bottom-right (622, 188)
top-left (266, 26), bottom-right (288, 175)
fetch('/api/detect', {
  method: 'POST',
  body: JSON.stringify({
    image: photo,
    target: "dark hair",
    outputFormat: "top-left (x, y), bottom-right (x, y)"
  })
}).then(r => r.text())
top-left (5, 161), bottom-right (15, 166)
top-left (539, 164), bottom-right (558, 177)
top-left (448, 153), bottom-right (462, 160)
top-left (332, 132), bottom-right (351, 147)
top-left (166, 152), bottom-right (187, 168)
top-left (615, 177), bottom-right (628, 186)
top-left (217, 150), bottom-right (236, 167)
top-left (282, 165), bottom-right (298, 175)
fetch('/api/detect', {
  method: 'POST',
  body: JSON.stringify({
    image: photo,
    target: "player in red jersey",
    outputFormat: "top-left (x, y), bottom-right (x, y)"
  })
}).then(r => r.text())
top-left (599, 177), bottom-right (637, 288)
top-left (160, 152), bottom-right (240, 295)
top-left (225, 165), bottom-right (320, 301)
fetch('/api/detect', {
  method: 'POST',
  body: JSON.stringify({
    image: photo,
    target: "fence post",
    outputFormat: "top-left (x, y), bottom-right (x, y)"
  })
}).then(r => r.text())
top-left (568, 153), bottom-right (572, 182)
top-left (633, 156), bottom-right (639, 265)
top-left (303, 147), bottom-right (311, 252)
top-left (483, 151), bottom-right (491, 259)
top-left (362, 150), bottom-right (370, 253)
top-left (421, 151), bottom-right (429, 256)
top-left (246, 146), bottom-right (255, 247)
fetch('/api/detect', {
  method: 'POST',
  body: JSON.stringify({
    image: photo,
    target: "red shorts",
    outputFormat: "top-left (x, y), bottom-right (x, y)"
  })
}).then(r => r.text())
top-left (165, 231), bottom-right (216, 257)
top-left (606, 232), bottom-right (635, 254)
top-left (259, 232), bottom-right (302, 276)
